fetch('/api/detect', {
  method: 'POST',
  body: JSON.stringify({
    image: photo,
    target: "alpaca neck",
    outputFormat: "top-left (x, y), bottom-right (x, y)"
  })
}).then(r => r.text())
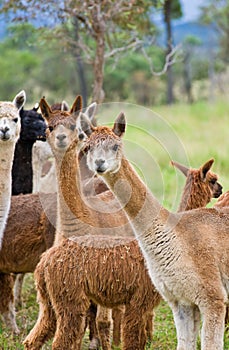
top-left (12, 140), bottom-right (34, 195)
top-left (103, 157), bottom-right (168, 234)
top-left (54, 148), bottom-right (130, 245)
top-left (54, 146), bottom-right (91, 244)
top-left (0, 142), bottom-right (17, 249)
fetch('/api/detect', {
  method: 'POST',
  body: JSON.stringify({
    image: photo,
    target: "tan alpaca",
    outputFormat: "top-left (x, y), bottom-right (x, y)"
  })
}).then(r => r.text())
top-left (0, 90), bottom-right (25, 249)
top-left (171, 159), bottom-right (222, 211)
top-left (23, 98), bottom-right (161, 350)
top-left (84, 113), bottom-right (229, 350)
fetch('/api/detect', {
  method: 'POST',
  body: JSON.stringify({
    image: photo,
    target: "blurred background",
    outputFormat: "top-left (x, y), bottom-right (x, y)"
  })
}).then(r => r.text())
top-left (0, 0), bottom-right (228, 106)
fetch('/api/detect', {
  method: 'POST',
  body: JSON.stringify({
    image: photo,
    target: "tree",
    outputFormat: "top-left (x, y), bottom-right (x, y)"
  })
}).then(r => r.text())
top-left (1, 0), bottom-right (157, 103)
top-left (163, 0), bottom-right (182, 104)
top-left (200, 0), bottom-right (229, 64)
top-left (182, 35), bottom-right (201, 103)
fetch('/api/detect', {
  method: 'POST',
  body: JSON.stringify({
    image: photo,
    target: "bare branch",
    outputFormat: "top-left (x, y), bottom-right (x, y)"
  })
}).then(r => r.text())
top-left (105, 38), bottom-right (143, 59)
top-left (141, 44), bottom-right (183, 76)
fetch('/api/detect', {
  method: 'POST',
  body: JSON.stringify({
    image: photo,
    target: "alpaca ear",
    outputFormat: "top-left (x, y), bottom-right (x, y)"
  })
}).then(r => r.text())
top-left (33, 102), bottom-right (39, 112)
top-left (61, 100), bottom-right (69, 111)
top-left (113, 112), bottom-right (126, 137)
top-left (200, 159), bottom-right (214, 180)
top-left (13, 90), bottom-right (26, 111)
top-left (39, 97), bottom-right (52, 121)
top-left (171, 160), bottom-right (189, 177)
top-left (85, 102), bottom-right (97, 121)
top-left (70, 95), bottom-right (83, 115)
top-left (79, 113), bottom-right (95, 136)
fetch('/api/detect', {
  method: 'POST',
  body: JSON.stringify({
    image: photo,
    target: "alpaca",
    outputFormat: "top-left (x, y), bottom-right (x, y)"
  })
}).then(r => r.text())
top-left (0, 192), bottom-right (56, 333)
top-left (23, 97), bottom-right (161, 350)
top-left (84, 113), bottom-right (229, 350)
top-left (24, 236), bottom-right (161, 350)
top-left (0, 90), bottom-right (26, 249)
top-left (12, 103), bottom-right (46, 195)
top-left (11, 103), bottom-right (47, 308)
top-left (32, 100), bottom-right (70, 194)
top-left (171, 159), bottom-right (223, 211)
top-left (0, 90), bottom-right (26, 333)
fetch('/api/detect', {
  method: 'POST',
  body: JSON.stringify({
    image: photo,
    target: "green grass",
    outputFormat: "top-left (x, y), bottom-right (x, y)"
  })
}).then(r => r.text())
top-left (1, 98), bottom-right (229, 349)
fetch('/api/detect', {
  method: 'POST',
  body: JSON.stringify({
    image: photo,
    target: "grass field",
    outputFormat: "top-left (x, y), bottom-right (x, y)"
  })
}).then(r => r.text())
top-left (1, 98), bottom-right (229, 349)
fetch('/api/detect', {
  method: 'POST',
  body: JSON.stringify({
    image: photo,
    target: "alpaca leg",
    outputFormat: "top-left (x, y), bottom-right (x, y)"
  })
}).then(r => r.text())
top-left (112, 305), bottom-right (124, 347)
top-left (52, 306), bottom-right (87, 350)
top-left (200, 301), bottom-right (226, 350)
top-left (145, 310), bottom-right (154, 342)
top-left (23, 289), bottom-right (56, 350)
top-left (170, 302), bottom-right (200, 350)
top-left (122, 304), bottom-right (146, 350)
top-left (96, 305), bottom-right (112, 350)
top-left (14, 273), bottom-right (25, 309)
top-left (0, 273), bottom-right (19, 334)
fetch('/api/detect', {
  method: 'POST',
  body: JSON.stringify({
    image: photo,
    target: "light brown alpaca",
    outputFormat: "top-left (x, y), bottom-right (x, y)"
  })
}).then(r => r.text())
top-left (84, 113), bottom-right (229, 350)
top-left (23, 97), bottom-right (161, 350)
top-left (171, 159), bottom-right (223, 211)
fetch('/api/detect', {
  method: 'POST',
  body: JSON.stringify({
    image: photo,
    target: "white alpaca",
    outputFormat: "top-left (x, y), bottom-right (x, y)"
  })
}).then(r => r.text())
top-left (0, 90), bottom-right (26, 249)
top-left (85, 113), bottom-right (229, 350)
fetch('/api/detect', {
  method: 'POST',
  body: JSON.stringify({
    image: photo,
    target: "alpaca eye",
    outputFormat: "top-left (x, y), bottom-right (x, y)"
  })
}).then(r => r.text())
top-left (210, 179), bottom-right (216, 184)
top-left (70, 124), bottom-right (76, 131)
top-left (113, 144), bottom-right (119, 152)
top-left (49, 126), bottom-right (54, 132)
top-left (13, 118), bottom-right (18, 123)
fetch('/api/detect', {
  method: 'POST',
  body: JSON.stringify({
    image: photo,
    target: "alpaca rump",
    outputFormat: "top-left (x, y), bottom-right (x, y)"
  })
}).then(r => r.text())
top-left (0, 193), bottom-right (56, 273)
top-left (23, 236), bottom-right (161, 350)
top-left (0, 192), bottom-right (56, 333)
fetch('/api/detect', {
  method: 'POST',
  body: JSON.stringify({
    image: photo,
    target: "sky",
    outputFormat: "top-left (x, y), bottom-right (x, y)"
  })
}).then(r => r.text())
top-left (180, 0), bottom-right (205, 22)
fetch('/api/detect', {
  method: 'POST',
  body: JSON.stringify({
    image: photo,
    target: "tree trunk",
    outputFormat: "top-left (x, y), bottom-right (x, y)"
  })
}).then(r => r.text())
top-left (164, 0), bottom-right (174, 105)
top-left (92, 32), bottom-right (105, 103)
top-left (72, 16), bottom-right (88, 106)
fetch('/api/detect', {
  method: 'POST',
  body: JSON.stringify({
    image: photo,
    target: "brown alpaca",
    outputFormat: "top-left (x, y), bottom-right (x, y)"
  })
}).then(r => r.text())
top-left (84, 113), bottom-right (229, 350)
top-left (0, 193), bottom-right (56, 331)
top-left (171, 159), bottom-right (222, 211)
top-left (23, 97), bottom-right (161, 350)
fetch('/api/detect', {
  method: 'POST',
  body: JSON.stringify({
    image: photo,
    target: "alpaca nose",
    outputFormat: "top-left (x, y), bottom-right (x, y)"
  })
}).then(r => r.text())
top-left (1, 126), bottom-right (9, 134)
top-left (78, 133), bottom-right (85, 140)
top-left (95, 159), bottom-right (106, 172)
top-left (56, 134), bottom-right (66, 141)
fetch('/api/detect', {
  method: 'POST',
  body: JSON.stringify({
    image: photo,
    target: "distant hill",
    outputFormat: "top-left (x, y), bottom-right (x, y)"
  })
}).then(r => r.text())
top-left (158, 20), bottom-right (219, 51)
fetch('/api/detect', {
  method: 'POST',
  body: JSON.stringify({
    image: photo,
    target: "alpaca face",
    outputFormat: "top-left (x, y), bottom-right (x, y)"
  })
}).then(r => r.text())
top-left (0, 91), bottom-right (26, 143)
top-left (47, 119), bottom-right (82, 153)
top-left (85, 112), bottom-right (126, 175)
top-left (19, 106), bottom-right (46, 142)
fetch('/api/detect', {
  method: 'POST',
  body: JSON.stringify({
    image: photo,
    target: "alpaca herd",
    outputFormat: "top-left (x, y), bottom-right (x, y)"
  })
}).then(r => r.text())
top-left (0, 91), bottom-right (229, 350)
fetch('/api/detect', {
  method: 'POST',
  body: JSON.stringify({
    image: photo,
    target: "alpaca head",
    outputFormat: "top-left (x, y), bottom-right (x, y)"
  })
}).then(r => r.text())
top-left (39, 95), bottom-right (97, 156)
top-left (171, 159), bottom-right (223, 200)
top-left (19, 103), bottom-right (46, 142)
top-left (51, 101), bottom-right (69, 112)
top-left (84, 112), bottom-right (126, 175)
top-left (0, 90), bottom-right (26, 143)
